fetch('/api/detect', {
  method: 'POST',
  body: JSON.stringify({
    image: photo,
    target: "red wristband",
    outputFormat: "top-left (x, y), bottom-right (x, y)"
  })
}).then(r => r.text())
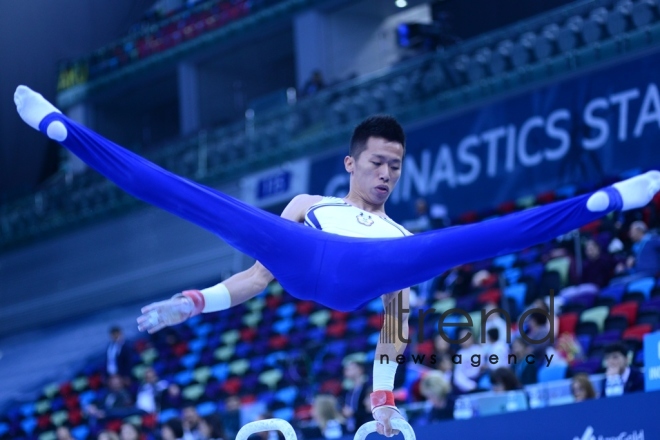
top-left (370, 390), bottom-right (395, 409)
top-left (182, 289), bottom-right (205, 316)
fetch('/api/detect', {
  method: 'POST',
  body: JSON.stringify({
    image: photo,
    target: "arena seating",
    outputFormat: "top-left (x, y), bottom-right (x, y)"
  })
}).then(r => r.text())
top-left (2, 170), bottom-right (659, 439)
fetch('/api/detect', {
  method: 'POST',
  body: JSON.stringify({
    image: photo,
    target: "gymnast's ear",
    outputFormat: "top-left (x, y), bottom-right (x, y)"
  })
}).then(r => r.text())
top-left (344, 155), bottom-right (354, 174)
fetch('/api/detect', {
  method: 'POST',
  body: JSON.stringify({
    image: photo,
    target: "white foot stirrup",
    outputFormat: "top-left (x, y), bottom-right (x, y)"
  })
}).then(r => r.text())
top-left (236, 418), bottom-right (297, 440)
top-left (355, 419), bottom-right (417, 440)
top-left (236, 417), bottom-right (416, 440)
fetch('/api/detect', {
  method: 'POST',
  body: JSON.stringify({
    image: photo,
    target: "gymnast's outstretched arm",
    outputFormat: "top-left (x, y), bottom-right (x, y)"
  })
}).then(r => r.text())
top-left (136, 194), bottom-right (320, 333)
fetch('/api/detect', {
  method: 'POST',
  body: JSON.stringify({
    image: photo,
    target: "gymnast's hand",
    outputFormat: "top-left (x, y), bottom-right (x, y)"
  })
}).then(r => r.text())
top-left (137, 295), bottom-right (194, 333)
top-left (372, 406), bottom-right (403, 437)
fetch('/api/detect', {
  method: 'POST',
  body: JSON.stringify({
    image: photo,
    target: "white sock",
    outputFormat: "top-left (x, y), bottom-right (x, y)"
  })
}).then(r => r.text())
top-left (612, 171), bottom-right (660, 211)
top-left (14, 85), bottom-right (67, 141)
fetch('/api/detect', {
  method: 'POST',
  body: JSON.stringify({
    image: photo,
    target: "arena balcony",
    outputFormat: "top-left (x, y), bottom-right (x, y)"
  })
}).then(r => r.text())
top-left (4, 0), bottom-right (660, 249)
top-left (55, 0), bottom-right (328, 107)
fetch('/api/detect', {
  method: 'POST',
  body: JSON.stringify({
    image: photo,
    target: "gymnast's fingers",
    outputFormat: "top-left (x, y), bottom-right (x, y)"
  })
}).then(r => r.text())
top-left (147, 322), bottom-right (167, 334)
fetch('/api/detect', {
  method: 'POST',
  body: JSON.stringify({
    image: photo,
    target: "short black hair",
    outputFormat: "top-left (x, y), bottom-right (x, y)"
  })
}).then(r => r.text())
top-left (604, 342), bottom-right (628, 357)
top-left (349, 115), bottom-right (405, 159)
top-left (487, 327), bottom-right (499, 342)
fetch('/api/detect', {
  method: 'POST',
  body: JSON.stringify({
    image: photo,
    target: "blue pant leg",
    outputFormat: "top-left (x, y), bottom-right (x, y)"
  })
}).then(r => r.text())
top-left (318, 189), bottom-right (623, 309)
top-left (39, 112), bottom-right (329, 297)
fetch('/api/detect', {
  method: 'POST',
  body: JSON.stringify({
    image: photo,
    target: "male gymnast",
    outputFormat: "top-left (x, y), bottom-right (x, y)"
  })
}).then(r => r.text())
top-left (14, 85), bottom-right (660, 437)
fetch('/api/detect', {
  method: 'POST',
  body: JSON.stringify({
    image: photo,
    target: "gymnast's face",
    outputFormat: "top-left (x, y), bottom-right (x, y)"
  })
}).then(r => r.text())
top-left (345, 137), bottom-right (404, 206)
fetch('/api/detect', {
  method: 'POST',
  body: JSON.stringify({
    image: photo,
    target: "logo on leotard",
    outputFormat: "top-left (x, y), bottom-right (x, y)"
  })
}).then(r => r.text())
top-left (356, 213), bottom-right (374, 226)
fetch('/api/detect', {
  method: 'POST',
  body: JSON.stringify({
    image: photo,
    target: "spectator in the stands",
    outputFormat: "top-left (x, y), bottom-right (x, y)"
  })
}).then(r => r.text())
top-left (106, 325), bottom-right (132, 380)
top-left (484, 328), bottom-right (509, 371)
top-left (601, 342), bottom-right (645, 397)
top-left (483, 302), bottom-right (509, 343)
top-left (85, 374), bottom-right (139, 421)
top-left (56, 426), bottom-right (74, 440)
top-left (571, 373), bottom-right (596, 402)
top-left (626, 220), bottom-right (660, 276)
top-left (522, 307), bottom-right (553, 357)
top-left (136, 367), bottom-right (168, 414)
top-left (340, 360), bottom-right (370, 433)
top-left (161, 383), bottom-right (184, 411)
top-left (453, 329), bottom-right (486, 393)
top-left (403, 198), bottom-right (431, 233)
top-left (570, 239), bottom-right (618, 287)
top-left (161, 418), bottom-right (185, 440)
top-left (304, 394), bottom-right (348, 439)
top-left (97, 431), bottom-right (120, 440)
top-left (416, 370), bottom-right (453, 424)
top-left (490, 367), bottom-right (522, 392)
top-left (435, 353), bottom-right (454, 388)
top-left (510, 338), bottom-right (537, 386)
top-left (182, 405), bottom-right (204, 440)
top-left (222, 396), bottom-right (241, 440)
top-left (199, 414), bottom-right (226, 440)
top-left (433, 334), bottom-right (452, 359)
top-left (119, 423), bottom-right (140, 440)
top-left (302, 70), bottom-right (326, 97)
top-left (435, 265), bottom-right (473, 299)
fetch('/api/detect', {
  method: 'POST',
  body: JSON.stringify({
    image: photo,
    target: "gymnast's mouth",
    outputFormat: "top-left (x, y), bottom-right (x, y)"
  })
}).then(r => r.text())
top-left (375, 185), bottom-right (389, 194)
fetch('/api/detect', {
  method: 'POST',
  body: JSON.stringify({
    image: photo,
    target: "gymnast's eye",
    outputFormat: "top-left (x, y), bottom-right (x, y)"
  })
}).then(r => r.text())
top-left (372, 162), bottom-right (381, 166)
top-left (391, 166), bottom-right (400, 171)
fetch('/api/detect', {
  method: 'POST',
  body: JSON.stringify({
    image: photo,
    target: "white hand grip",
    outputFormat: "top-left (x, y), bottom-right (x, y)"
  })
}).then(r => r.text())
top-left (236, 418), bottom-right (297, 440)
top-left (354, 419), bottom-right (416, 440)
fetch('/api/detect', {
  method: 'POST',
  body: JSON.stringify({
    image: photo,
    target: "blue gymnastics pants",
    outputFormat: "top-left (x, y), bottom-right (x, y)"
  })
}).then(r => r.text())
top-left (40, 113), bottom-right (623, 312)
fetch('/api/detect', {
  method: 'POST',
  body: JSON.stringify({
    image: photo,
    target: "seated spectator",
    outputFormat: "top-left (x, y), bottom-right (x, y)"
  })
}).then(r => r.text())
top-left (571, 373), bottom-right (596, 402)
top-left (304, 395), bottom-right (348, 439)
top-left (483, 302), bottom-right (509, 344)
top-left (119, 423), bottom-right (140, 440)
top-left (98, 431), bottom-right (120, 440)
top-left (182, 405), bottom-right (204, 440)
top-left (161, 383), bottom-right (184, 411)
top-left (415, 371), bottom-right (454, 424)
top-left (340, 360), bottom-right (370, 433)
top-left (435, 266), bottom-right (473, 299)
top-left (301, 70), bottom-right (325, 97)
top-left (56, 426), bottom-right (74, 440)
top-left (222, 396), bottom-right (241, 440)
top-left (570, 239), bottom-right (617, 287)
top-left (510, 338), bottom-right (537, 386)
top-left (555, 333), bottom-right (584, 366)
top-left (484, 328), bottom-right (509, 371)
top-left (601, 342), bottom-right (644, 397)
top-left (522, 309), bottom-right (552, 357)
top-left (85, 374), bottom-right (140, 421)
top-left (628, 220), bottom-right (660, 276)
top-left (199, 414), bottom-right (226, 440)
top-left (435, 353), bottom-right (454, 387)
top-left (452, 329), bottom-right (486, 393)
top-left (161, 418), bottom-right (185, 440)
top-left (490, 367), bottom-right (522, 392)
top-left (136, 367), bottom-right (168, 414)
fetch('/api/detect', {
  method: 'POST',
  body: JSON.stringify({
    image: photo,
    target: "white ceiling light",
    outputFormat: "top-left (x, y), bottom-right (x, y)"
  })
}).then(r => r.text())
top-left (395, 0), bottom-right (408, 8)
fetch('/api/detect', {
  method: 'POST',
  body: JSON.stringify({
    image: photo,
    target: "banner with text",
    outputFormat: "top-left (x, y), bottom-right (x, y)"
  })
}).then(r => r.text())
top-left (310, 51), bottom-right (660, 221)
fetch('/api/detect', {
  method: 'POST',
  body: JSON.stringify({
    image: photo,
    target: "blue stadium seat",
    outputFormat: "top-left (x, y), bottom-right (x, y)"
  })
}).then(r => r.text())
top-left (174, 370), bottom-right (194, 386)
top-left (181, 353), bottom-right (200, 370)
top-left (276, 303), bottom-right (296, 318)
top-left (194, 322), bottom-right (213, 337)
top-left (599, 284), bottom-right (626, 303)
top-left (188, 338), bottom-right (206, 353)
top-left (504, 283), bottom-right (528, 313)
top-left (0, 423), bottom-right (8, 437)
top-left (273, 407), bottom-right (294, 421)
top-left (504, 267), bottom-right (522, 284)
top-left (196, 401), bottom-right (217, 417)
top-left (627, 277), bottom-right (655, 300)
top-left (211, 363), bottom-right (229, 382)
top-left (537, 364), bottom-right (567, 382)
top-left (275, 386), bottom-right (297, 406)
top-left (20, 418), bottom-right (36, 436)
top-left (272, 318), bottom-right (293, 334)
top-left (71, 425), bottom-right (89, 440)
top-left (159, 408), bottom-right (179, 423)
top-left (493, 254), bottom-right (517, 269)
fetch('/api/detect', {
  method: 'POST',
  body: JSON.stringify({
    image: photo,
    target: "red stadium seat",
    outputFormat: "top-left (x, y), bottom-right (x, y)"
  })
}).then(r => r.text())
top-left (266, 295), bottom-right (282, 310)
top-left (88, 374), bottom-right (103, 390)
top-left (268, 335), bottom-right (289, 350)
top-left (579, 219), bottom-right (602, 235)
top-left (623, 324), bottom-right (653, 341)
top-left (172, 342), bottom-right (189, 357)
top-left (296, 301), bottom-right (315, 315)
top-left (326, 322), bottom-right (347, 338)
top-left (319, 379), bottom-right (343, 396)
top-left (331, 310), bottom-right (349, 321)
top-left (610, 302), bottom-right (639, 326)
top-left (59, 382), bottom-right (73, 397)
top-left (458, 210), bottom-right (479, 224)
top-left (240, 327), bottom-right (257, 342)
top-left (559, 312), bottom-right (579, 335)
top-left (368, 314), bottom-right (383, 330)
top-left (477, 288), bottom-right (502, 305)
top-left (222, 377), bottom-right (242, 394)
top-left (497, 200), bottom-right (516, 214)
